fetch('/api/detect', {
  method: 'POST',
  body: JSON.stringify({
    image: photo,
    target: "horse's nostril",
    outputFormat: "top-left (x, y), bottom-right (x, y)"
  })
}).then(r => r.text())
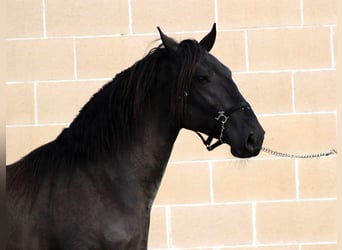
top-left (246, 133), bottom-right (257, 151)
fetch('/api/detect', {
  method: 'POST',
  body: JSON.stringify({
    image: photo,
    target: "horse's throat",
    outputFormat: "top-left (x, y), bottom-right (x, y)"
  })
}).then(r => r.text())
top-left (135, 126), bottom-right (179, 207)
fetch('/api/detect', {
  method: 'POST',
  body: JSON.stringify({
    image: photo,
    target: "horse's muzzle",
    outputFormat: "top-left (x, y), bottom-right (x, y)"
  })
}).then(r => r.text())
top-left (230, 130), bottom-right (265, 158)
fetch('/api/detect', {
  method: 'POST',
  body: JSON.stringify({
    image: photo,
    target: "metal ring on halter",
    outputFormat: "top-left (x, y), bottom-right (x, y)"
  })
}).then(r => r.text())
top-left (215, 111), bottom-right (229, 124)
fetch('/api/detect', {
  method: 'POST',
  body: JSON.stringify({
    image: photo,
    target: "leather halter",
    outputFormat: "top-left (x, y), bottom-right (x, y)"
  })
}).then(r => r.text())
top-left (195, 101), bottom-right (251, 151)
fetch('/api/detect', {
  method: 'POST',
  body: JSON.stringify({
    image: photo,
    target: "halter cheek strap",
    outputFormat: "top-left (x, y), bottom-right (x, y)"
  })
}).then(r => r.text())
top-left (195, 102), bottom-right (251, 151)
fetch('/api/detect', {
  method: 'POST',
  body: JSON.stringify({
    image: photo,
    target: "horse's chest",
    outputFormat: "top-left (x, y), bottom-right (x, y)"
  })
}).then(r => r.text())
top-left (101, 213), bottom-right (149, 249)
top-left (49, 172), bottom-right (152, 248)
top-left (53, 212), bottom-right (148, 249)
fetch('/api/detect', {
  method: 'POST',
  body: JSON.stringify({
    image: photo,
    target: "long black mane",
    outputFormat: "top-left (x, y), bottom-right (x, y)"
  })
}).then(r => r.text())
top-left (7, 39), bottom-right (205, 201)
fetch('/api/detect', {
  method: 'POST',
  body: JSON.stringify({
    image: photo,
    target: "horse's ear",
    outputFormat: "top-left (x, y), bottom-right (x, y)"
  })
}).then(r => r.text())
top-left (199, 23), bottom-right (216, 52)
top-left (157, 27), bottom-right (178, 51)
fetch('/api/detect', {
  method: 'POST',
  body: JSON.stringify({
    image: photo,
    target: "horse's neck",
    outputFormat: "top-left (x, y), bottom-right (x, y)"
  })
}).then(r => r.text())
top-left (97, 111), bottom-right (179, 208)
top-left (129, 115), bottom-right (179, 199)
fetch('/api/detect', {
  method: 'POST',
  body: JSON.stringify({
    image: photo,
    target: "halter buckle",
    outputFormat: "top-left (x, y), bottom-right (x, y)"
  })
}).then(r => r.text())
top-left (215, 111), bottom-right (229, 124)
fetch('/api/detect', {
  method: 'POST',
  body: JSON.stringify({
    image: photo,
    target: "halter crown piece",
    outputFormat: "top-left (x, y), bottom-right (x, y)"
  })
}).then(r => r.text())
top-left (196, 101), bottom-right (251, 151)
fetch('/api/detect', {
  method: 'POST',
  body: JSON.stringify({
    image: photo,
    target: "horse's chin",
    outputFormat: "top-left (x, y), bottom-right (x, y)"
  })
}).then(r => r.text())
top-left (230, 146), bottom-right (261, 158)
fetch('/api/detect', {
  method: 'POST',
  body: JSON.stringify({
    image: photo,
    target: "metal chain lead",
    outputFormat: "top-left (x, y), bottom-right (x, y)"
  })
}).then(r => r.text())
top-left (262, 147), bottom-right (337, 159)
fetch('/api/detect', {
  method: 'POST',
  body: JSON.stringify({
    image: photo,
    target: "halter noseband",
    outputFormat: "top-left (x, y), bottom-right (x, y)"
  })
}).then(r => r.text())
top-left (196, 101), bottom-right (251, 151)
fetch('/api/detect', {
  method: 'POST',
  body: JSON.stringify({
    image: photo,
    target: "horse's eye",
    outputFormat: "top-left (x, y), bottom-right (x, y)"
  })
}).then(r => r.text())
top-left (195, 75), bottom-right (208, 83)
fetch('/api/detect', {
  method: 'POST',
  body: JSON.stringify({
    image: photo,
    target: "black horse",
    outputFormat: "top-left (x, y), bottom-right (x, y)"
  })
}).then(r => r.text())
top-left (7, 24), bottom-right (264, 249)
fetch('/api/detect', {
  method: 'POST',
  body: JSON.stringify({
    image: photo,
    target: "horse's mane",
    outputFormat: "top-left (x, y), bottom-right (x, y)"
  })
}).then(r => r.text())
top-left (7, 39), bottom-right (205, 200)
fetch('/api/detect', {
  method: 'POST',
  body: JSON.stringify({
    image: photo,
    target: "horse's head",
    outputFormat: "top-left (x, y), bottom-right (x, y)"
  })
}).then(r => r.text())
top-left (158, 24), bottom-right (264, 158)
